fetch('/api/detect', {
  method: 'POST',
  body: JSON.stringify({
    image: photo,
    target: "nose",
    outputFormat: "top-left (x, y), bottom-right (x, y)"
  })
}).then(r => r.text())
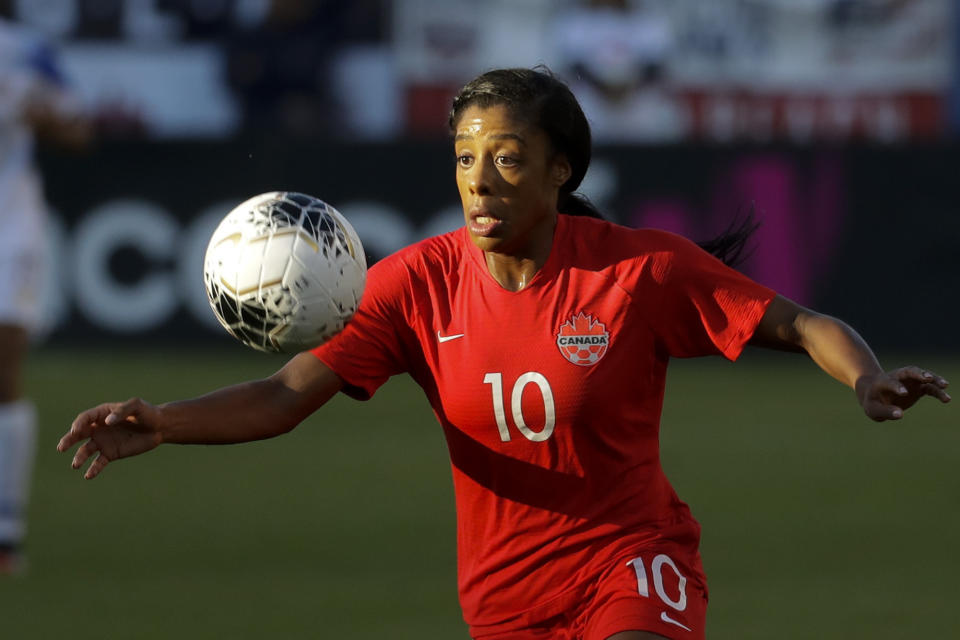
top-left (468, 154), bottom-right (497, 196)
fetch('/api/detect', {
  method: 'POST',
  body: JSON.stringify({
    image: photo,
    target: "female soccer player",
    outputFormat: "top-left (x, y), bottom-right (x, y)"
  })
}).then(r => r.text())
top-left (59, 68), bottom-right (949, 639)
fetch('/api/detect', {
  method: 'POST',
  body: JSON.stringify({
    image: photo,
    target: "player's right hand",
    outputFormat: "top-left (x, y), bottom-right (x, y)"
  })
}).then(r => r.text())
top-left (57, 398), bottom-right (164, 479)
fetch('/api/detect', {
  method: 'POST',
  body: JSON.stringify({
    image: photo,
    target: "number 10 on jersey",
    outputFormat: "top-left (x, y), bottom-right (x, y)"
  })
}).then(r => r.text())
top-left (483, 372), bottom-right (556, 442)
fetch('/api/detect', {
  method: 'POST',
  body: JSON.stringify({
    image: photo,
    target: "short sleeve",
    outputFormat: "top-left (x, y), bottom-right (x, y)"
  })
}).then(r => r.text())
top-left (647, 232), bottom-right (775, 360)
top-left (311, 254), bottom-right (415, 400)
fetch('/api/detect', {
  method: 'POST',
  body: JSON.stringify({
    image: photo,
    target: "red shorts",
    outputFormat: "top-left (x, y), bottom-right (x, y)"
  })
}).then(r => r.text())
top-left (470, 545), bottom-right (707, 640)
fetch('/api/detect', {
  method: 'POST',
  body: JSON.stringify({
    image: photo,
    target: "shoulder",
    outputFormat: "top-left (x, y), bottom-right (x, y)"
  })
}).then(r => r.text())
top-left (365, 228), bottom-right (465, 299)
top-left (558, 217), bottom-right (730, 300)
top-left (560, 215), bottom-right (704, 267)
top-left (372, 228), bottom-right (463, 277)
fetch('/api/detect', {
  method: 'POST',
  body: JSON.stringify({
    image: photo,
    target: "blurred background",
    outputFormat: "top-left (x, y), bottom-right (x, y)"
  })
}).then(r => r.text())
top-left (4, 0), bottom-right (955, 349)
top-left (1, 1), bottom-right (957, 638)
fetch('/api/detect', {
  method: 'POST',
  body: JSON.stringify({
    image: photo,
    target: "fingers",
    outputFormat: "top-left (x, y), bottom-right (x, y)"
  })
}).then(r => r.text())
top-left (893, 366), bottom-right (950, 390)
top-left (918, 382), bottom-right (951, 404)
top-left (58, 403), bottom-right (113, 452)
top-left (866, 402), bottom-right (903, 422)
top-left (103, 397), bottom-right (146, 427)
top-left (72, 442), bottom-right (111, 479)
top-left (58, 398), bottom-right (146, 453)
top-left (891, 366), bottom-right (951, 404)
top-left (84, 453), bottom-right (111, 480)
top-left (864, 366), bottom-right (952, 421)
top-left (72, 440), bottom-right (100, 470)
top-left (871, 374), bottom-right (909, 398)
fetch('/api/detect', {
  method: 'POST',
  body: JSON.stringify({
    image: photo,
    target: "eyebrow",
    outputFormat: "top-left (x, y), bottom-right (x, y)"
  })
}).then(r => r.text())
top-left (454, 132), bottom-right (527, 145)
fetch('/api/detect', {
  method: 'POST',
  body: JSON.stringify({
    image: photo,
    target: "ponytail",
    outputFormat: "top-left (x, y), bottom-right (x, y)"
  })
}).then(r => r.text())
top-left (558, 192), bottom-right (604, 219)
top-left (696, 207), bottom-right (759, 268)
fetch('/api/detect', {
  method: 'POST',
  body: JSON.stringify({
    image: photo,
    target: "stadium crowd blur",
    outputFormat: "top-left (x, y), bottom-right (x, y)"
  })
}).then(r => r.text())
top-left (1, 0), bottom-right (955, 143)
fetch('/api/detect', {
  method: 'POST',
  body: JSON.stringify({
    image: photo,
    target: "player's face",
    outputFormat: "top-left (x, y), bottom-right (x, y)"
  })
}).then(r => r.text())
top-left (454, 104), bottom-right (571, 257)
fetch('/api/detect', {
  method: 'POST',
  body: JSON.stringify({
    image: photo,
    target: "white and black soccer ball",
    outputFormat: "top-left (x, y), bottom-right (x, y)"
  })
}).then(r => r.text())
top-left (203, 192), bottom-right (366, 353)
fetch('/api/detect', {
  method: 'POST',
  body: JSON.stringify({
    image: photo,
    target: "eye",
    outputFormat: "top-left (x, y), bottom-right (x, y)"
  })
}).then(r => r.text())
top-left (496, 155), bottom-right (518, 167)
top-left (456, 154), bottom-right (474, 168)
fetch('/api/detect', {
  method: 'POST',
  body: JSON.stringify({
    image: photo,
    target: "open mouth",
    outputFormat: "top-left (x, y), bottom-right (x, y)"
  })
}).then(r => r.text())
top-left (469, 211), bottom-right (503, 237)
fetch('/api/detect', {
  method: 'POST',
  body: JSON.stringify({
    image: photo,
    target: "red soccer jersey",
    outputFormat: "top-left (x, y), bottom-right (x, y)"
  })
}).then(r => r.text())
top-left (312, 214), bottom-right (775, 628)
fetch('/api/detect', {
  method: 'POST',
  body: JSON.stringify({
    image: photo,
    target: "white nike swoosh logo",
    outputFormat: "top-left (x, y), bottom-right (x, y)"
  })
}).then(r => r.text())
top-left (660, 611), bottom-right (692, 632)
top-left (437, 331), bottom-right (465, 343)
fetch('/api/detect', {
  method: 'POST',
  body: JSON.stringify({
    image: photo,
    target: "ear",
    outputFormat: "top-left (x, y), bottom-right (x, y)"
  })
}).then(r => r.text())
top-left (552, 156), bottom-right (572, 188)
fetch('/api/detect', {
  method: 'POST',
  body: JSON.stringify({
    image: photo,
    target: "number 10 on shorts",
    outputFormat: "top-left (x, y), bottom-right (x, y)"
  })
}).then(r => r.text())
top-left (627, 554), bottom-right (688, 611)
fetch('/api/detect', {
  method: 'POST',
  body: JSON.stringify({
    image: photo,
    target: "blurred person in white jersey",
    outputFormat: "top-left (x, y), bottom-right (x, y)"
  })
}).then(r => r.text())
top-left (0, 13), bottom-right (89, 575)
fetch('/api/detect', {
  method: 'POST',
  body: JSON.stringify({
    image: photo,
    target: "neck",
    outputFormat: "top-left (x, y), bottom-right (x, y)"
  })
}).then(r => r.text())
top-left (484, 253), bottom-right (539, 291)
top-left (483, 216), bottom-right (557, 291)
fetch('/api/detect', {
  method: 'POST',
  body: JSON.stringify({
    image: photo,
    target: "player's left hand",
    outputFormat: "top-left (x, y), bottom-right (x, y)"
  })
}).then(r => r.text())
top-left (855, 366), bottom-right (950, 421)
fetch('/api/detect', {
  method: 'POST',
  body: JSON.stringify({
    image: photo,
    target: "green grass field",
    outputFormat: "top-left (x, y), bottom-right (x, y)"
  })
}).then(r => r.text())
top-left (2, 347), bottom-right (957, 639)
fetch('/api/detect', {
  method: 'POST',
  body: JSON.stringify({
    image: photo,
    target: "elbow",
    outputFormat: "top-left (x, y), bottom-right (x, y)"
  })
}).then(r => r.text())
top-left (790, 308), bottom-right (817, 353)
top-left (751, 294), bottom-right (808, 352)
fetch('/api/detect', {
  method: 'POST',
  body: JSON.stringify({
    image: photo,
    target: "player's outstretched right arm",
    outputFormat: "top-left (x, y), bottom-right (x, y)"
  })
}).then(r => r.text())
top-left (57, 353), bottom-right (343, 479)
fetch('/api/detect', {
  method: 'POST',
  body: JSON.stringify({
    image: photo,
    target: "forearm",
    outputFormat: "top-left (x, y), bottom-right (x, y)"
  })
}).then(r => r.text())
top-left (753, 295), bottom-right (950, 421)
top-left (794, 312), bottom-right (884, 391)
top-left (59, 353), bottom-right (343, 478)
top-left (158, 377), bottom-right (312, 445)
top-left (753, 295), bottom-right (884, 391)
top-left (156, 353), bottom-right (342, 445)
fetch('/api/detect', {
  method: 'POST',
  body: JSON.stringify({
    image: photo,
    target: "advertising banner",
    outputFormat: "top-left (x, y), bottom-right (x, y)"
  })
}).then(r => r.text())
top-left (38, 139), bottom-right (958, 350)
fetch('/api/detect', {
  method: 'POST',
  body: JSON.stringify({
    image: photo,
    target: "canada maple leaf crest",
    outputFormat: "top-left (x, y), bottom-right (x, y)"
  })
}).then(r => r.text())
top-left (556, 312), bottom-right (610, 366)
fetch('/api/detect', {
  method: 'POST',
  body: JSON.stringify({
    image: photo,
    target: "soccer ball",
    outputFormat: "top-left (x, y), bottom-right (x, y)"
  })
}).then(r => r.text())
top-left (203, 192), bottom-right (366, 353)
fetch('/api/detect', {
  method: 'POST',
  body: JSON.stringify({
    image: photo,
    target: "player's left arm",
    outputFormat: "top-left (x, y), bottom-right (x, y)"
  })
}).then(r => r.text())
top-left (749, 294), bottom-right (950, 421)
